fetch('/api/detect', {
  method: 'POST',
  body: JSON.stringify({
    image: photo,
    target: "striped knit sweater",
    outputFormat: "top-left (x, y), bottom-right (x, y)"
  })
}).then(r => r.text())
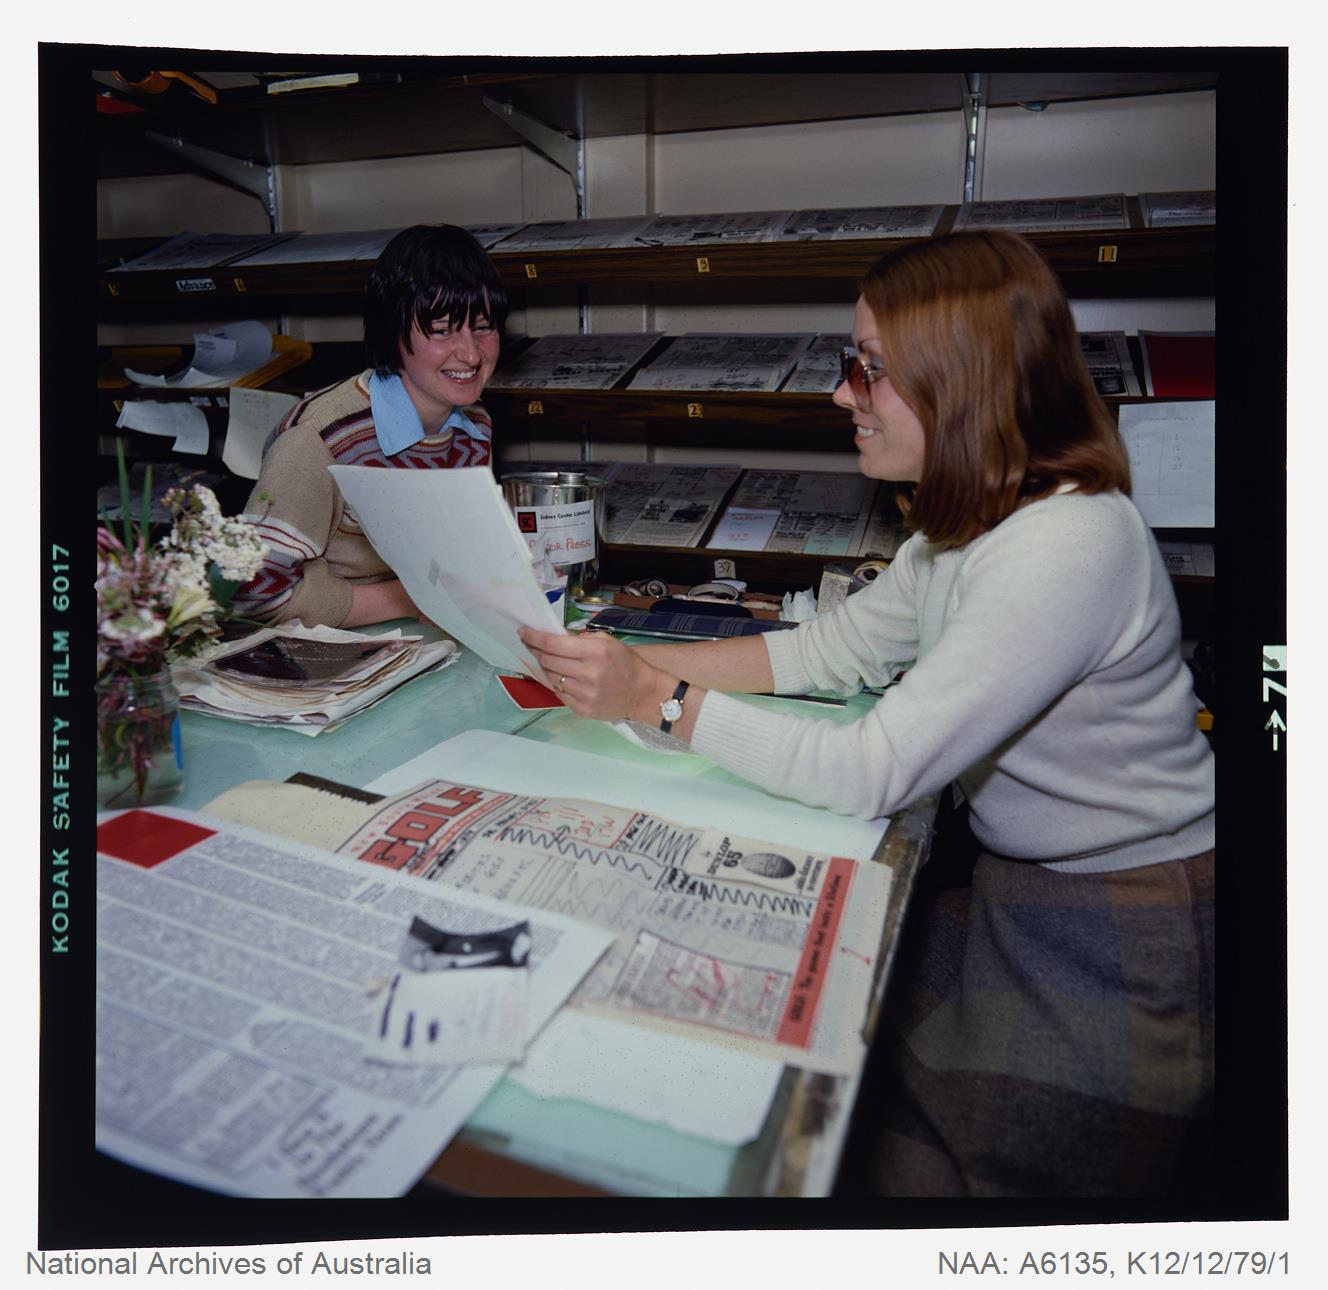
top-left (234, 370), bottom-right (492, 626)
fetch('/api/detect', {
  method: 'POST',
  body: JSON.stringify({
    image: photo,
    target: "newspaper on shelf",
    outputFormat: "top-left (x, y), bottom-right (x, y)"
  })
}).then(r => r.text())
top-left (464, 222), bottom-right (528, 249)
top-left (782, 333), bottom-right (854, 393)
top-left (173, 622), bottom-right (459, 734)
top-left (856, 490), bottom-right (912, 560)
top-left (95, 805), bottom-right (614, 1198)
top-left (1137, 190), bottom-right (1216, 227)
top-left (712, 470), bottom-right (881, 556)
top-left (952, 193), bottom-right (1129, 233)
top-left (628, 210), bottom-right (793, 246)
top-left (203, 750), bottom-right (893, 1075)
top-left (776, 205), bottom-right (944, 241)
top-left (1077, 330), bottom-right (1142, 398)
top-left (108, 230), bottom-right (298, 271)
top-left (488, 215), bottom-right (655, 252)
top-left (597, 462), bottom-right (743, 547)
top-left (628, 332), bottom-right (814, 393)
top-left (489, 333), bottom-right (663, 390)
top-left (228, 228), bottom-right (402, 265)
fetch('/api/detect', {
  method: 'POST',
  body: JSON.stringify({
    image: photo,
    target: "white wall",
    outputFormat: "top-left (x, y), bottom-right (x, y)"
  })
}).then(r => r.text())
top-left (96, 87), bottom-right (1216, 467)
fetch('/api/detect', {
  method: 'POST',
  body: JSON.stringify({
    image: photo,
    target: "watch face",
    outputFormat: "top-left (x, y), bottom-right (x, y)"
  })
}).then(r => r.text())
top-left (661, 698), bottom-right (683, 722)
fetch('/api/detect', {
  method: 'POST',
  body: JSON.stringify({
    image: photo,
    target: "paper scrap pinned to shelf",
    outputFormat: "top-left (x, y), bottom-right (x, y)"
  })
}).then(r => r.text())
top-left (224, 387), bottom-right (299, 479)
top-left (115, 401), bottom-right (211, 455)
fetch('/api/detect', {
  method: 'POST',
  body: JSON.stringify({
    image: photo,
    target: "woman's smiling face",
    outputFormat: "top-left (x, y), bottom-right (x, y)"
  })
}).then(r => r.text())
top-left (397, 308), bottom-right (500, 432)
top-left (832, 296), bottom-right (927, 483)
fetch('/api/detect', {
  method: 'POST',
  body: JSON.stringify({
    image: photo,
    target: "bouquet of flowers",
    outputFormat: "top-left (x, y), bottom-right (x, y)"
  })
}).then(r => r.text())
top-left (97, 453), bottom-right (267, 803)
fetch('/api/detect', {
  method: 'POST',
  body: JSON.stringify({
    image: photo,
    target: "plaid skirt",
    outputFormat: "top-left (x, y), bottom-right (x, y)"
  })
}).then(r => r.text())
top-left (866, 843), bottom-right (1215, 1197)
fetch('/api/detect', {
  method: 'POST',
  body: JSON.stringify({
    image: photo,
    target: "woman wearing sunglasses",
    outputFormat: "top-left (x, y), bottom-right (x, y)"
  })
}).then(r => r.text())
top-left (521, 229), bottom-right (1214, 1197)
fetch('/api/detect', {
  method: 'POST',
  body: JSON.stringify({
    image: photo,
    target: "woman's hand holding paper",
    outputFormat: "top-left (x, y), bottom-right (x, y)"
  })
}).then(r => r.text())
top-left (519, 627), bottom-right (670, 723)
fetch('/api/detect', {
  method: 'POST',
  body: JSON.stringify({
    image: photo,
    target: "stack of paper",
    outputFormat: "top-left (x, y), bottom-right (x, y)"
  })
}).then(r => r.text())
top-left (174, 623), bottom-right (458, 734)
top-left (123, 321), bottom-right (275, 389)
top-left (628, 333), bottom-right (813, 393)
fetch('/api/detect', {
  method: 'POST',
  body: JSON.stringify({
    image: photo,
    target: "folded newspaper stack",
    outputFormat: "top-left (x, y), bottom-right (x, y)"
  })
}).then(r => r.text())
top-left (174, 622), bottom-right (457, 735)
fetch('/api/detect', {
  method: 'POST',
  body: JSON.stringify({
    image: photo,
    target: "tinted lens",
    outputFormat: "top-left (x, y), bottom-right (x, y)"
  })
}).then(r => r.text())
top-left (840, 350), bottom-right (866, 398)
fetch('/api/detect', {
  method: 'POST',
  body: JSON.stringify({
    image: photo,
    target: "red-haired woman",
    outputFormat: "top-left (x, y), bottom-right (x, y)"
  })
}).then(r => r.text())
top-left (521, 231), bottom-right (1214, 1197)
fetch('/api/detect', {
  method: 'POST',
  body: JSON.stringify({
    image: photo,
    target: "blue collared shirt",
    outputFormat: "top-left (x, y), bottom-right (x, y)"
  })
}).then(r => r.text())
top-left (368, 371), bottom-right (491, 457)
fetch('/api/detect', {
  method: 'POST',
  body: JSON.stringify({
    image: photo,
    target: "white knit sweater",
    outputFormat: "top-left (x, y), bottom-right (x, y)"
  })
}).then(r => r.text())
top-left (690, 488), bottom-right (1215, 873)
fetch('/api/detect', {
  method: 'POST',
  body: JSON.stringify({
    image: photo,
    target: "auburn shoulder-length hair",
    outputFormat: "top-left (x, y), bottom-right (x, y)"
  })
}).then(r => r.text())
top-left (860, 230), bottom-right (1130, 548)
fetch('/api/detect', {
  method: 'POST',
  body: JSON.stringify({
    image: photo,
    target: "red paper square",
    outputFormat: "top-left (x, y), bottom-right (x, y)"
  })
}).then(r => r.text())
top-left (97, 810), bottom-right (215, 868)
top-left (496, 674), bottom-right (564, 710)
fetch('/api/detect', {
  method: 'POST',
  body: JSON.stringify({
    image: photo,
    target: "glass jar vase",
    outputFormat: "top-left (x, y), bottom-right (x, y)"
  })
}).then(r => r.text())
top-left (95, 667), bottom-right (185, 808)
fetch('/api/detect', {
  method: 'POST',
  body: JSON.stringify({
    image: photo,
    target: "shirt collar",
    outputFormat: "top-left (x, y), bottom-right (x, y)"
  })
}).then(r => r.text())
top-left (368, 371), bottom-right (489, 456)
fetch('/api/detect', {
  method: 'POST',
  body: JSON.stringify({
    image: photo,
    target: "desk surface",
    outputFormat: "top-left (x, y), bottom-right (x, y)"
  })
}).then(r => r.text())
top-left (172, 623), bottom-right (931, 1197)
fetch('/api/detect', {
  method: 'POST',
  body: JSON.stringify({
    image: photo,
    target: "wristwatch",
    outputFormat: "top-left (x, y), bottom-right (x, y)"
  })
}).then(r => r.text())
top-left (659, 680), bottom-right (689, 733)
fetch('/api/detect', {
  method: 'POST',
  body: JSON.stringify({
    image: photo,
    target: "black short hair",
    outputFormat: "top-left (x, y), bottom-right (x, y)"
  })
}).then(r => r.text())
top-left (363, 224), bottom-right (510, 376)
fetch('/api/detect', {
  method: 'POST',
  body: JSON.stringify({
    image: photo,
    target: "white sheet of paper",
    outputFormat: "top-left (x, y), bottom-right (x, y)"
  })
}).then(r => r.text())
top-left (372, 967), bottom-right (530, 1066)
top-left (1118, 400), bottom-right (1215, 527)
top-left (224, 387), bottom-right (299, 478)
top-left (709, 506), bottom-right (781, 550)
top-left (115, 401), bottom-right (211, 455)
top-left (328, 465), bottom-right (565, 675)
top-left (96, 807), bottom-right (615, 1198)
top-left (507, 1008), bottom-right (782, 1146)
top-left (126, 321), bottom-right (275, 389)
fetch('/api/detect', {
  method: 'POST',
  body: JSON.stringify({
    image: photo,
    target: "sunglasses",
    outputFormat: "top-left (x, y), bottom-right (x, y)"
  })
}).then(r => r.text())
top-left (839, 349), bottom-right (887, 403)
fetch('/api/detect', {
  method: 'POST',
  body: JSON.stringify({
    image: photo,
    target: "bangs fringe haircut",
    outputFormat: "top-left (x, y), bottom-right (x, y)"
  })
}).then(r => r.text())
top-left (363, 224), bottom-right (510, 376)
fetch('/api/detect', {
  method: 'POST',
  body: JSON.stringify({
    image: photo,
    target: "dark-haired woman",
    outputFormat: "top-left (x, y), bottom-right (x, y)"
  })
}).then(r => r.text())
top-left (235, 224), bottom-right (507, 627)
top-left (521, 230), bottom-right (1215, 1196)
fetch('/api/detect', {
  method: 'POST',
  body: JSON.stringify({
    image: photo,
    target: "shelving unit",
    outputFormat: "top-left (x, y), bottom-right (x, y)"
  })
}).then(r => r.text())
top-left (95, 62), bottom-right (1217, 614)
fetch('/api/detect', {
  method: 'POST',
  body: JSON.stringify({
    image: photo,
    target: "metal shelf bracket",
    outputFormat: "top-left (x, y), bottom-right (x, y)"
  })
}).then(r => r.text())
top-left (144, 131), bottom-right (278, 222)
top-left (962, 73), bottom-right (987, 203)
top-left (482, 97), bottom-right (580, 178)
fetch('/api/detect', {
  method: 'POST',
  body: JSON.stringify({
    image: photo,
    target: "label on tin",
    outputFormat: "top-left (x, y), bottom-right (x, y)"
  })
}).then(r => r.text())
top-left (513, 500), bottom-right (596, 567)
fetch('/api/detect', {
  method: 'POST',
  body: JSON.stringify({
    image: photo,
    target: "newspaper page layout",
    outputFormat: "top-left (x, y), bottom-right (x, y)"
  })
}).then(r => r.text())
top-left (777, 206), bottom-right (943, 241)
top-left (490, 333), bottom-right (663, 390)
top-left (628, 333), bottom-right (814, 393)
top-left (601, 462), bottom-right (743, 547)
top-left (720, 470), bottom-right (881, 556)
top-left (109, 230), bottom-right (297, 272)
top-left (489, 215), bottom-right (654, 253)
top-left (856, 491), bottom-right (911, 560)
top-left (952, 193), bottom-right (1128, 233)
top-left (228, 228), bottom-right (402, 266)
top-left (96, 807), bottom-right (613, 1199)
top-left (630, 210), bottom-right (793, 246)
top-left (1077, 331), bottom-right (1142, 398)
top-left (782, 333), bottom-right (853, 394)
top-left (329, 777), bottom-right (892, 1073)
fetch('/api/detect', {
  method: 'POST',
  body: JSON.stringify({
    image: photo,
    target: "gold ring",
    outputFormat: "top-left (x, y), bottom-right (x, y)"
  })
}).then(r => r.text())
top-left (558, 675), bottom-right (567, 693)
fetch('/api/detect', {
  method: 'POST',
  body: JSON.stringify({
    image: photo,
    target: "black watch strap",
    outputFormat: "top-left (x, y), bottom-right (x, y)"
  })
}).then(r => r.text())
top-left (659, 679), bottom-right (690, 733)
